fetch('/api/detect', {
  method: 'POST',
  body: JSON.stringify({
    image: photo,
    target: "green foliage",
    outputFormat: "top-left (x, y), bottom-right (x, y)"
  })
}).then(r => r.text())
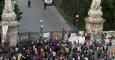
top-left (54, 0), bottom-right (92, 31)
top-left (102, 0), bottom-right (115, 30)
top-left (55, 0), bottom-right (115, 31)
top-left (0, 0), bottom-right (4, 21)
top-left (14, 4), bottom-right (23, 21)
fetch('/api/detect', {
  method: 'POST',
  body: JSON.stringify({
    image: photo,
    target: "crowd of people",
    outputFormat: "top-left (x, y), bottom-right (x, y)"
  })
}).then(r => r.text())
top-left (0, 37), bottom-right (115, 60)
top-left (0, 31), bottom-right (115, 60)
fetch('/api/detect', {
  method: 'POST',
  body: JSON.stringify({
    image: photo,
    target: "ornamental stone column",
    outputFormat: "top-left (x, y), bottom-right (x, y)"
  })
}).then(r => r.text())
top-left (0, 0), bottom-right (20, 46)
top-left (85, 0), bottom-right (105, 32)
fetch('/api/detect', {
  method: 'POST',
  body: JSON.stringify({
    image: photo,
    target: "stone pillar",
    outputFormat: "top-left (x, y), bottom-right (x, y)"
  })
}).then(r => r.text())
top-left (0, 0), bottom-right (20, 46)
top-left (85, 0), bottom-right (105, 32)
top-left (1, 21), bottom-right (19, 46)
top-left (8, 26), bottom-right (18, 46)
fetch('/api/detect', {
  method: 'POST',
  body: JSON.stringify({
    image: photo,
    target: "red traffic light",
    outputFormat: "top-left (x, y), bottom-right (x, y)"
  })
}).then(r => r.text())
top-left (75, 14), bottom-right (79, 22)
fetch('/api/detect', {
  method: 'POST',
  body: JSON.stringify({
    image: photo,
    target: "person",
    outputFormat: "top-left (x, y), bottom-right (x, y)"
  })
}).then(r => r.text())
top-left (17, 52), bottom-right (25, 60)
top-left (33, 54), bottom-right (38, 60)
top-left (28, 0), bottom-right (31, 8)
top-left (0, 54), bottom-right (3, 60)
top-left (11, 53), bottom-right (16, 60)
top-left (109, 38), bottom-right (112, 46)
top-left (44, 1), bottom-right (47, 10)
top-left (52, 51), bottom-right (56, 60)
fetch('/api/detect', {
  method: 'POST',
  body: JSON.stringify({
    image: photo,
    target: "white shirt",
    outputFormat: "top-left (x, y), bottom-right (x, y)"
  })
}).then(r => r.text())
top-left (15, 47), bottom-right (19, 52)
top-left (84, 57), bottom-right (88, 60)
top-left (52, 52), bottom-right (56, 56)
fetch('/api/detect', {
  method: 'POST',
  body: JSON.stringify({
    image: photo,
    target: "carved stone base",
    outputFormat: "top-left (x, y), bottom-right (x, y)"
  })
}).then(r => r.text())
top-left (8, 26), bottom-right (18, 46)
top-left (0, 21), bottom-right (19, 46)
top-left (85, 17), bottom-right (105, 32)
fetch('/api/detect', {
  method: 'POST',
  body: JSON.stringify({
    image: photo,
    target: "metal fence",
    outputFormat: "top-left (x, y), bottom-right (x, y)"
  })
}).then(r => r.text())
top-left (17, 32), bottom-right (40, 42)
top-left (17, 30), bottom-right (75, 42)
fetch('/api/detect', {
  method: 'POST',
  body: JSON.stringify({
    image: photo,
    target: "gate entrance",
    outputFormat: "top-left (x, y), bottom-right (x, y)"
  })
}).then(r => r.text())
top-left (17, 31), bottom-right (73, 42)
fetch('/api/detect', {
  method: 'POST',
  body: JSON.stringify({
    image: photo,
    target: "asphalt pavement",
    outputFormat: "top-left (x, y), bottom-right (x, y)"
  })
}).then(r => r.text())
top-left (17, 0), bottom-right (71, 33)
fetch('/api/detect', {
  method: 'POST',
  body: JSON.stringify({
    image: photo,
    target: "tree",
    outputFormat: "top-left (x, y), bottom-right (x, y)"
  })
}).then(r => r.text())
top-left (14, 4), bottom-right (23, 21)
top-left (0, 0), bottom-right (4, 21)
top-left (54, 0), bottom-right (115, 31)
top-left (102, 0), bottom-right (115, 30)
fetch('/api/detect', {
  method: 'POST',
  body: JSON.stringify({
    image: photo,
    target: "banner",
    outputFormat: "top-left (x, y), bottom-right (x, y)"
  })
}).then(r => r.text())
top-left (68, 33), bottom-right (85, 44)
top-left (43, 32), bottom-right (50, 38)
top-left (52, 32), bottom-right (62, 40)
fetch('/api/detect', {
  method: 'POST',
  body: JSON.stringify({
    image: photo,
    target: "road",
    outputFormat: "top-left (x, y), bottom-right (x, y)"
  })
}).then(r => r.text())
top-left (17, 0), bottom-right (71, 33)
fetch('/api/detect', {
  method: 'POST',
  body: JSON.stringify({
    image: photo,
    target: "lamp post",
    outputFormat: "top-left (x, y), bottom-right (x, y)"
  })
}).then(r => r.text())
top-left (75, 14), bottom-right (79, 34)
top-left (62, 27), bottom-right (64, 40)
top-left (40, 19), bottom-right (44, 41)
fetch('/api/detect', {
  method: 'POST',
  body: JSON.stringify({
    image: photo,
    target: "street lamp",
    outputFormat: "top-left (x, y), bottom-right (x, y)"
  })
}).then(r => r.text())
top-left (75, 14), bottom-right (79, 34)
top-left (40, 19), bottom-right (44, 23)
top-left (75, 14), bottom-right (79, 22)
top-left (40, 19), bottom-right (44, 41)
